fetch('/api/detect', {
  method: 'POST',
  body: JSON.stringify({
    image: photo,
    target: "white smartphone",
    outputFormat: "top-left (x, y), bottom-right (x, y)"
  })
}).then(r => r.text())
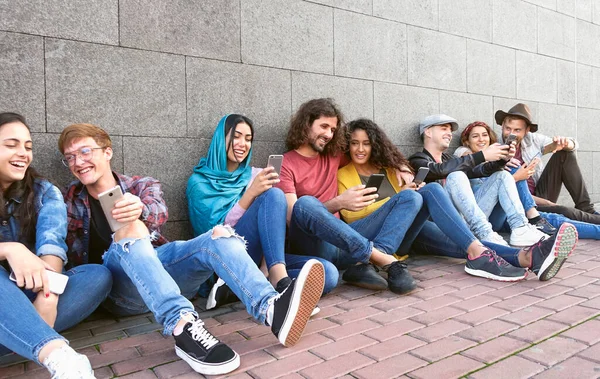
top-left (267, 154), bottom-right (284, 176)
top-left (98, 185), bottom-right (128, 232)
top-left (10, 270), bottom-right (69, 295)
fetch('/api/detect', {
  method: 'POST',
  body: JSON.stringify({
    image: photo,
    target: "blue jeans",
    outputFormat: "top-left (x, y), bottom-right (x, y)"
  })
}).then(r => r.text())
top-left (101, 228), bottom-right (279, 334)
top-left (0, 264), bottom-right (112, 363)
top-left (234, 188), bottom-right (338, 293)
top-left (541, 211), bottom-right (600, 239)
top-left (288, 191), bottom-right (422, 269)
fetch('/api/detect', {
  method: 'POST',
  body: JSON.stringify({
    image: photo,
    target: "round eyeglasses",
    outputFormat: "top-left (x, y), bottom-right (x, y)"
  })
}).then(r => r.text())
top-left (61, 147), bottom-right (105, 167)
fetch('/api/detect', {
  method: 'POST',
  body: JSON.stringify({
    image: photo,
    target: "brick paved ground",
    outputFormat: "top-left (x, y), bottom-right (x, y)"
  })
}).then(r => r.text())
top-left (2, 240), bottom-right (600, 378)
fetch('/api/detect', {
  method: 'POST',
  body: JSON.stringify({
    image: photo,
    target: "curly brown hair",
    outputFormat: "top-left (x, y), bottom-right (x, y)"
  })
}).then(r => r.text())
top-left (285, 98), bottom-right (346, 156)
top-left (346, 118), bottom-right (413, 173)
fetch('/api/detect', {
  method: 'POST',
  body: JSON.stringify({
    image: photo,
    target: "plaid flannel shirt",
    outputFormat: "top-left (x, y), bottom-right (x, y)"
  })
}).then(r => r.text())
top-left (64, 171), bottom-right (169, 268)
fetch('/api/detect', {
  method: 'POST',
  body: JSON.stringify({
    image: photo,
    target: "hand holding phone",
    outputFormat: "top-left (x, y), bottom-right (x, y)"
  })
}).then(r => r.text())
top-left (267, 155), bottom-right (283, 176)
top-left (98, 186), bottom-right (128, 232)
top-left (365, 174), bottom-right (385, 194)
top-left (413, 167), bottom-right (429, 185)
top-left (10, 270), bottom-right (69, 295)
top-left (505, 134), bottom-right (517, 146)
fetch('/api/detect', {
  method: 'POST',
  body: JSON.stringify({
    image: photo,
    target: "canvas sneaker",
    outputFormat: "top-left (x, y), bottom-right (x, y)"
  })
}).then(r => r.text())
top-left (465, 250), bottom-right (528, 282)
top-left (510, 223), bottom-right (549, 246)
top-left (275, 276), bottom-right (319, 316)
top-left (383, 261), bottom-right (417, 294)
top-left (342, 263), bottom-right (388, 290)
top-left (205, 278), bottom-right (239, 310)
top-left (174, 315), bottom-right (240, 375)
top-left (43, 344), bottom-right (95, 379)
top-left (270, 259), bottom-right (324, 347)
top-left (528, 222), bottom-right (578, 281)
top-left (532, 217), bottom-right (557, 235)
top-left (480, 231), bottom-right (509, 246)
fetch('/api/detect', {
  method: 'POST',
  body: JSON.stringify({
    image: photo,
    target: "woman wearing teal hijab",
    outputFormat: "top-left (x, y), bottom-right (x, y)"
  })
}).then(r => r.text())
top-left (187, 114), bottom-right (338, 308)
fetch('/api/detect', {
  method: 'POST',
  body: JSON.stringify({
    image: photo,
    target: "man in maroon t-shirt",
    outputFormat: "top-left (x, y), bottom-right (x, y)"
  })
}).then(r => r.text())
top-left (276, 98), bottom-right (417, 294)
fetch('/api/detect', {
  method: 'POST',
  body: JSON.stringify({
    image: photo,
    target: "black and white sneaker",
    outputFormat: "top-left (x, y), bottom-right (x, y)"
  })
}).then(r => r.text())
top-left (529, 222), bottom-right (578, 281)
top-left (532, 217), bottom-right (557, 235)
top-left (465, 249), bottom-right (528, 282)
top-left (174, 316), bottom-right (240, 375)
top-left (206, 278), bottom-right (239, 310)
top-left (270, 259), bottom-right (324, 347)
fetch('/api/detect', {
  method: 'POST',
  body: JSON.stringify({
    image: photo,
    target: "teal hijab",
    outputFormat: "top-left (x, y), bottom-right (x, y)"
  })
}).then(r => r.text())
top-left (186, 114), bottom-right (253, 236)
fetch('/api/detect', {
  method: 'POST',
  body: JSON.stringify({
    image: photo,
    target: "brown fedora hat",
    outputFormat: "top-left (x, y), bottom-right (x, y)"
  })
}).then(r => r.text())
top-left (494, 103), bottom-right (538, 132)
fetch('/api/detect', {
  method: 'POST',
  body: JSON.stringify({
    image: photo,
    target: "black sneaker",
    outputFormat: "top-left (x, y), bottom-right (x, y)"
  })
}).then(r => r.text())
top-left (275, 276), bottom-right (293, 293)
top-left (342, 263), bottom-right (388, 290)
top-left (174, 316), bottom-right (240, 375)
top-left (383, 262), bottom-right (416, 294)
top-left (270, 259), bottom-right (324, 347)
top-left (206, 278), bottom-right (239, 310)
top-left (465, 250), bottom-right (528, 282)
top-left (529, 222), bottom-right (578, 281)
top-left (532, 217), bottom-right (557, 235)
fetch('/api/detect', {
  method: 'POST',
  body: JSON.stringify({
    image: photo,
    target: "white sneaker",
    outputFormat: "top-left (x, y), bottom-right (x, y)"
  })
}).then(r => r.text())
top-left (480, 231), bottom-right (509, 246)
top-left (510, 223), bottom-right (549, 247)
top-left (43, 344), bottom-right (95, 379)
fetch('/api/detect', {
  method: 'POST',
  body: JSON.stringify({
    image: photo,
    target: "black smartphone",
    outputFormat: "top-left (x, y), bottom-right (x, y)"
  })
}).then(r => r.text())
top-left (365, 174), bottom-right (385, 193)
top-left (505, 133), bottom-right (517, 145)
top-left (267, 154), bottom-right (283, 176)
top-left (413, 167), bottom-right (429, 185)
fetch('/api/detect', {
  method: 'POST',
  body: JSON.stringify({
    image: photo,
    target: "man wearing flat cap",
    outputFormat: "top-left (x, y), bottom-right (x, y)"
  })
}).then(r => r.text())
top-left (497, 103), bottom-right (598, 217)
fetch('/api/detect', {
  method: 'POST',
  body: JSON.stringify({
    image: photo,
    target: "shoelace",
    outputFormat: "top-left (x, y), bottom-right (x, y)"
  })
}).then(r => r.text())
top-left (522, 236), bottom-right (547, 268)
top-left (187, 319), bottom-right (219, 350)
top-left (482, 249), bottom-right (511, 267)
top-left (385, 261), bottom-right (408, 275)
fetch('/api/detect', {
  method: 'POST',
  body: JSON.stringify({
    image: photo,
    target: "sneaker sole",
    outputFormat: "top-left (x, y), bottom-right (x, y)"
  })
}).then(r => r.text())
top-left (464, 266), bottom-right (528, 282)
top-left (206, 278), bottom-right (226, 310)
top-left (537, 223), bottom-right (578, 281)
top-left (175, 346), bottom-right (240, 375)
top-left (278, 260), bottom-right (325, 347)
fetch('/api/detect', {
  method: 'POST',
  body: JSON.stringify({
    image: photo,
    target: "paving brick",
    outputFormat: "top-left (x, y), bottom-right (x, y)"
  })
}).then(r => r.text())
top-left (265, 333), bottom-right (332, 359)
top-left (411, 295), bottom-right (462, 312)
top-left (411, 335), bottom-right (477, 362)
top-left (411, 285), bottom-right (458, 300)
top-left (137, 336), bottom-right (177, 355)
top-left (499, 306), bottom-right (555, 325)
top-left (363, 319), bottom-right (425, 342)
top-left (221, 350), bottom-right (276, 377)
top-left (310, 334), bottom-right (377, 360)
top-left (576, 342), bottom-right (600, 363)
top-left (518, 336), bottom-right (587, 366)
top-left (248, 351), bottom-right (323, 379)
top-left (89, 346), bottom-right (141, 369)
top-left (452, 295), bottom-right (501, 312)
top-left (579, 296), bottom-right (600, 310)
top-left (487, 284), bottom-right (532, 300)
top-left (117, 369), bottom-right (157, 378)
top-left (452, 306), bottom-right (509, 326)
top-left (409, 319), bottom-right (471, 343)
top-left (469, 355), bottom-right (545, 379)
top-left (546, 305), bottom-right (600, 326)
top-left (532, 356), bottom-right (600, 378)
top-left (93, 366), bottom-right (114, 379)
top-left (153, 360), bottom-right (193, 379)
top-left (450, 284), bottom-right (496, 299)
top-left (321, 319), bottom-right (381, 341)
top-left (91, 317), bottom-right (152, 335)
top-left (409, 306), bottom-right (465, 326)
top-left (213, 309), bottom-right (252, 324)
top-left (554, 267), bottom-right (586, 280)
top-left (337, 287), bottom-right (380, 300)
top-left (0, 364), bottom-right (24, 378)
top-left (556, 275), bottom-right (598, 289)
top-left (457, 319), bottom-right (520, 343)
top-left (238, 323), bottom-right (273, 339)
top-left (310, 305), bottom-right (345, 320)
top-left (100, 332), bottom-right (166, 353)
top-left (567, 284), bottom-right (600, 299)
top-left (124, 323), bottom-right (163, 336)
top-left (352, 352), bottom-right (428, 379)
top-left (111, 350), bottom-right (178, 377)
top-left (299, 351), bottom-right (374, 379)
top-left (462, 335), bottom-right (530, 364)
top-left (494, 294), bottom-right (544, 312)
top-left (358, 335), bottom-right (426, 362)
top-left (534, 294), bottom-right (586, 311)
top-left (298, 318), bottom-right (339, 336)
top-left (317, 295), bottom-right (348, 308)
top-left (561, 319), bottom-right (600, 344)
top-left (207, 319), bottom-right (258, 337)
top-left (408, 354), bottom-right (484, 379)
top-left (370, 296), bottom-right (423, 311)
top-left (229, 333), bottom-right (280, 355)
top-left (417, 273), bottom-right (468, 289)
top-left (335, 295), bottom-right (387, 310)
top-left (328, 306), bottom-right (383, 324)
top-left (70, 330), bottom-right (127, 349)
top-left (508, 319), bottom-right (569, 344)
top-left (527, 284), bottom-right (573, 299)
top-left (368, 306), bottom-right (424, 325)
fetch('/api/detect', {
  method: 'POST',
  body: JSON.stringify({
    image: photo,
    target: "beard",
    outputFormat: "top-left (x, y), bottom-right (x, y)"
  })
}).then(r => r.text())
top-left (308, 135), bottom-right (327, 153)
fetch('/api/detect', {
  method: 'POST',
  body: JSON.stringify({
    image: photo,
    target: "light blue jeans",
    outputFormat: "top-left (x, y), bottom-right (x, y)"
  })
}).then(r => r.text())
top-left (0, 264), bottom-right (112, 363)
top-left (101, 228), bottom-right (279, 334)
top-left (445, 171), bottom-right (528, 239)
top-left (287, 191), bottom-right (423, 269)
top-left (234, 188), bottom-right (338, 293)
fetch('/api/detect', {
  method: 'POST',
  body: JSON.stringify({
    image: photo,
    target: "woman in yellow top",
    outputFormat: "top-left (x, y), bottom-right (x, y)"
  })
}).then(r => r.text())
top-left (337, 118), bottom-right (547, 282)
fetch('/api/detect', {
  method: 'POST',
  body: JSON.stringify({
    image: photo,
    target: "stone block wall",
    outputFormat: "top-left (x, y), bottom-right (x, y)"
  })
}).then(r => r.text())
top-left (1, 0), bottom-right (599, 239)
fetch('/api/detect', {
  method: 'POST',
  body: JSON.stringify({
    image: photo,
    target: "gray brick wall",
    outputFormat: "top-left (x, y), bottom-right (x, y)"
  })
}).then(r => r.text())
top-left (1, 0), bottom-right (599, 240)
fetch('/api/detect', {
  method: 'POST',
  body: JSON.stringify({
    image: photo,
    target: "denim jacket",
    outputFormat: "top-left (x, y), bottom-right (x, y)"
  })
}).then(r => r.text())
top-left (0, 179), bottom-right (68, 264)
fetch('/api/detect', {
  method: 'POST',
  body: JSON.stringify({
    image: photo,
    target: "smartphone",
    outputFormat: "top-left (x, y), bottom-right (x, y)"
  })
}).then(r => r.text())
top-left (98, 185), bottom-right (128, 232)
top-left (505, 133), bottom-right (517, 145)
top-left (267, 154), bottom-right (284, 176)
top-left (413, 167), bottom-right (430, 185)
top-left (10, 270), bottom-right (69, 295)
top-left (365, 174), bottom-right (385, 193)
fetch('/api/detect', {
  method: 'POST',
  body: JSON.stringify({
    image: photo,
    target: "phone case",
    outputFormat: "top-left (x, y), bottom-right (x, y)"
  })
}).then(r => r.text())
top-left (9, 270), bottom-right (69, 294)
top-left (413, 167), bottom-right (429, 184)
top-left (98, 186), bottom-right (128, 232)
top-left (267, 155), bottom-right (283, 175)
top-left (365, 174), bottom-right (385, 190)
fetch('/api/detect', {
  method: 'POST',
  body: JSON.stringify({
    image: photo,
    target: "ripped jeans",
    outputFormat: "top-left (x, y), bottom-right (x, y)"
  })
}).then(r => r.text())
top-left (101, 226), bottom-right (278, 335)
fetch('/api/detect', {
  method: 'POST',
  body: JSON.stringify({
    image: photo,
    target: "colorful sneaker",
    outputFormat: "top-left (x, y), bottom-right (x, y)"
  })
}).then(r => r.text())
top-left (174, 315), bottom-right (240, 375)
top-left (532, 217), bottom-right (557, 235)
top-left (270, 259), bottom-right (324, 347)
top-left (528, 222), bottom-right (578, 281)
top-left (480, 231), bottom-right (509, 246)
top-left (206, 278), bottom-right (239, 310)
top-left (383, 261), bottom-right (417, 294)
top-left (465, 250), bottom-right (528, 282)
top-left (342, 263), bottom-right (388, 290)
top-left (510, 223), bottom-right (549, 246)
top-left (43, 345), bottom-right (95, 379)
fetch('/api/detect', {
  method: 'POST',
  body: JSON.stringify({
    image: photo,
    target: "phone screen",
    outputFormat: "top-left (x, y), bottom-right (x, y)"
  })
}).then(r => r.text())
top-left (365, 174), bottom-right (385, 192)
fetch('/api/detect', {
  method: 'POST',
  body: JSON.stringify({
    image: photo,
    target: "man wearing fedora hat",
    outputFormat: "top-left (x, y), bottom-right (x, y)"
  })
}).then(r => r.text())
top-left (497, 103), bottom-right (598, 218)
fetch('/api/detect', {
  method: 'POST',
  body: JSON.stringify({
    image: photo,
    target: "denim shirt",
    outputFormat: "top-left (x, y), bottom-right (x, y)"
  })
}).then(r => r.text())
top-left (0, 179), bottom-right (68, 264)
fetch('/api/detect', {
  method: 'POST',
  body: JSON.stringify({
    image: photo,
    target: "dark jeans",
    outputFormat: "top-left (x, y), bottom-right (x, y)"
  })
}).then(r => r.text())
top-left (535, 150), bottom-right (595, 213)
top-left (537, 204), bottom-right (600, 225)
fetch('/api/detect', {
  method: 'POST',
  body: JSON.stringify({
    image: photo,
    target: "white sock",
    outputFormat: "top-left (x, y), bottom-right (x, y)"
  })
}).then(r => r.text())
top-left (265, 302), bottom-right (274, 326)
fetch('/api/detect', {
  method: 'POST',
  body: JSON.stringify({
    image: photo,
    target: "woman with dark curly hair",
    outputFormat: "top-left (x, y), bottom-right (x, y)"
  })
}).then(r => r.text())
top-left (337, 118), bottom-right (542, 282)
